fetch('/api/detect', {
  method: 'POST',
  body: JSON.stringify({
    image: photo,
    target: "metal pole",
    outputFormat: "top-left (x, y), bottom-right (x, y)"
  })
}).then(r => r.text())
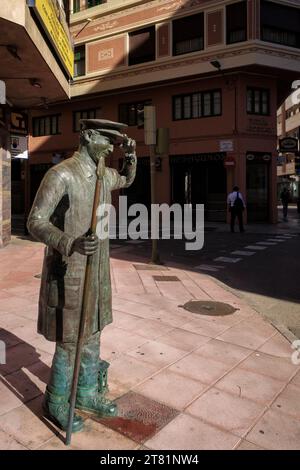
top-left (66, 156), bottom-right (104, 446)
top-left (149, 144), bottom-right (160, 264)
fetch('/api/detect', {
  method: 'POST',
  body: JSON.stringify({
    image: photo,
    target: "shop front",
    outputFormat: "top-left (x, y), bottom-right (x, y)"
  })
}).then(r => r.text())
top-left (170, 153), bottom-right (227, 222)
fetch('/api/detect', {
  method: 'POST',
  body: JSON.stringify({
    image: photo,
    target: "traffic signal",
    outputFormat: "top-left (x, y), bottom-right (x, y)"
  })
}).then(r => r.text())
top-left (144, 106), bottom-right (156, 145)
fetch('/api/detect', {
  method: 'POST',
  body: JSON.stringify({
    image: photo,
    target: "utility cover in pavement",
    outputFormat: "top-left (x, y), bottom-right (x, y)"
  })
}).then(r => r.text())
top-left (181, 300), bottom-right (238, 316)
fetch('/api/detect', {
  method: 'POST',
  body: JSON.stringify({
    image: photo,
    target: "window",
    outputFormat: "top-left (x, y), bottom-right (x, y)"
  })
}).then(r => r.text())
top-left (74, 45), bottom-right (85, 77)
top-left (87, 0), bottom-right (105, 8)
top-left (128, 27), bottom-right (156, 66)
top-left (73, 108), bottom-right (101, 132)
top-left (32, 115), bottom-right (61, 137)
top-left (226, 1), bottom-right (247, 44)
top-left (261, 1), bottom-right (300, 49)
top-left (173, 13), bottom-right (204, 56)
top-left (119, 100), bottom-right (151, 126)
top-left (247, 88), bottom-right (270, 115)
top-left (73, 0), bottom-right (80, 13)
top-left (173, 90), bottom-right (222, 120)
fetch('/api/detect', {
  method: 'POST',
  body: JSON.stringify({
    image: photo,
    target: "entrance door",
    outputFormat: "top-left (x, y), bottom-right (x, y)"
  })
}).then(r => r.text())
top-left (246, 160), bottom-right (269, 222)
top-left (170, 155), bottom-right (227, 222)
top-left (123, 157), bottom-right (151, 209)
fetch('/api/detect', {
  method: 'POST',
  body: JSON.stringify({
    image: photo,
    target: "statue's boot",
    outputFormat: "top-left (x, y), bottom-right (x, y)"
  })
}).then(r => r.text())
top-left (75, 338), bottom-right (117, 417)
top-left (43, 345), bottom-right (84, 433)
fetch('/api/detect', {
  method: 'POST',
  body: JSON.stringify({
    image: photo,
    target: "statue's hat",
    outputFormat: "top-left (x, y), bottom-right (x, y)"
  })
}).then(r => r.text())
top-left (79, 119), bottom-right (128, 144)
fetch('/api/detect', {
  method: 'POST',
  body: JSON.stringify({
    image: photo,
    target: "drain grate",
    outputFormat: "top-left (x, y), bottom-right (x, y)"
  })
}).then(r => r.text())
top-left (153, 275), bottom-right (180, 282)
top-left (180, 300), bottom-right (238, 316)
top-left (134, 264), bottom-right (169, 271)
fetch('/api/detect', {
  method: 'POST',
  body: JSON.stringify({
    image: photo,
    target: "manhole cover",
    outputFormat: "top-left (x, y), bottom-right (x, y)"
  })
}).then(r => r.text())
top-left (180, 300), bottom-right (238, 316)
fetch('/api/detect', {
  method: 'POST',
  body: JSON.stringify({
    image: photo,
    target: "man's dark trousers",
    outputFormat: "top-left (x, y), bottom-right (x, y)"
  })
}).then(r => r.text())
top-left (230, 208), bottom-right (244, 232)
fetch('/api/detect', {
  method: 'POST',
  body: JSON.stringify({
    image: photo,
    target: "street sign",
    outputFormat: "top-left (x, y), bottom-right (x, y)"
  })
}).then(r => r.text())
top-left (279, 137), bottom-right (298, 153)
top-left (219, 140), bottom-right (234, 152)
top-left (11, 135), bottom-right (28, 159)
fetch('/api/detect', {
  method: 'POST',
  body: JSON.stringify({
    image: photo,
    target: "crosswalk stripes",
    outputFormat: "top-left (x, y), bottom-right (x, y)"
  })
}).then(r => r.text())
top-left (231, 250), bottom-right (255, 256)
top-left (245, 245), bottom-right (267, 250)
top-left (193, 232), bottom-right (297, 272)
top-left (256, 241), bottom-right (277, 246)
top-left (194, 264), bottom-right (225, 272)
top-left (214, 256), bottom-right (242, 263)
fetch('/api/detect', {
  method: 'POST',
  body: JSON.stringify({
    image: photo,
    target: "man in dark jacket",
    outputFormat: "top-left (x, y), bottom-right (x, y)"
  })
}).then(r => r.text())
top-left (280, 187), bottom-right (290, 220)
top-left (27, 119), bottom-right (137, 432)
top-left (227, 185), bottom-right (246, 233)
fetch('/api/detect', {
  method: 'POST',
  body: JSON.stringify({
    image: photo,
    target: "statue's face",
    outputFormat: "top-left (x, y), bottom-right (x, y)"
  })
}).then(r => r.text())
top-left (85, 131), bottom-right (113, 162)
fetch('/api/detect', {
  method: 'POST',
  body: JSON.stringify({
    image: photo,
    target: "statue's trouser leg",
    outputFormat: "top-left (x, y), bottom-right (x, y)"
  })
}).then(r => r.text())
top-left (75, 332), bottom-right (117, 416)
top-left (43, 343), bottom-right (84, 433)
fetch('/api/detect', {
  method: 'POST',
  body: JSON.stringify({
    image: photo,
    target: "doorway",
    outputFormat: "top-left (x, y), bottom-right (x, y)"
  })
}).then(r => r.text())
top-left (170, 154), bottom-right (227, 221)
top-left (246, 154), bottom-right (270, 222)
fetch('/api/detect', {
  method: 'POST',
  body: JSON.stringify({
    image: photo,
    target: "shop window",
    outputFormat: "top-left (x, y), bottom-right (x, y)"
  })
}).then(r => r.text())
top-left (173, 90), bottom-right (222, 120)
top-left (173, 13), bottom-right (204, 56)
top-left (119, 100), bottom-right (151, 126)
top-left (32, 115), bottom-right (61, 137)
top-left (261, 1), bottom-right (300, 49)
top-left (73, 0), bottom-right (81, 13)
top-left (86, 0), bottom-right (105, 8)
top-left (226, 1), bottom-right (247, 44)
top-left (73, 108), bottom-right (101, 132)
top-left (247, 88), bottom-right (270, 116)
top-left (128, 27), bottom-right (156, 66)
top-left (74, 45), bottom-right (85, 77)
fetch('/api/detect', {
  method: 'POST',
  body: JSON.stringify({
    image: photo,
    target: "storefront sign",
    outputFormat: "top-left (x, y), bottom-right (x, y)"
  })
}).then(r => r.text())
top-left (10, 111), bottom-right (28, 135)
top-left (219, 140), bottom-right (234, 152)
top-left (277, 162), bottom-right (295, 176)
top-left (247, 152), bottom-right (272, 162)
top-left (279, 137), bottom-right (298, 153)
top-left (170, 153), bottom-right (226, 165)
top-left (28, 0), bottom-right (74, 77)
top-left (11, 135), bottom-right (28, 159)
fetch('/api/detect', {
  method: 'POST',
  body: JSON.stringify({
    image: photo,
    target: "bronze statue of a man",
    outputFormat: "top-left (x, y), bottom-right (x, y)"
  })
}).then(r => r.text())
top-left (27, 119), bottom-right (137, 433)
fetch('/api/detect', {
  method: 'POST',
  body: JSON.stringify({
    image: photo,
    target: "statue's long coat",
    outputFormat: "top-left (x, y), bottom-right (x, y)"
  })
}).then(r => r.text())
top-left (27, 151), bottom-right (136, 342)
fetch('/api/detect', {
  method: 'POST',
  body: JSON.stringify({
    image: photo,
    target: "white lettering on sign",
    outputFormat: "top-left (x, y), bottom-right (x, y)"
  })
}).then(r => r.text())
top-left (98, 48), bottom-right (114, 61)
top-left (219, 140), bottom-right (234, 152)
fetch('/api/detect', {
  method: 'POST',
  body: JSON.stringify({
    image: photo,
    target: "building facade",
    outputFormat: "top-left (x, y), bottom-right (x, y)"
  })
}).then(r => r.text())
top-left (277, 89), bottom-right (300, 201)
top-left (28, 0), bottom-right (300, 227)
top-left (0, 0), bottom-right (73, 247)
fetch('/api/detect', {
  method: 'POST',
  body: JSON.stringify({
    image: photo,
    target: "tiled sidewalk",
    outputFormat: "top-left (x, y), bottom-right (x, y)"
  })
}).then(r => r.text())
top-left (0, 237), bottom-right (300, 450)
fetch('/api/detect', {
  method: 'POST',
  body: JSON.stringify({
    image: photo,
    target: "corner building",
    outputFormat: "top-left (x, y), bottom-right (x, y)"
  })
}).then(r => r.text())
top-left (29, 0), bottom-right (300, 224)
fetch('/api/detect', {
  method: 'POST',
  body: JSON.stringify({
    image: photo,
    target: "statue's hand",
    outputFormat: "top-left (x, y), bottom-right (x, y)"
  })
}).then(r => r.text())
top-left (71, 234), bottom-right (99, 256)
top-left (122, 136), bottom-right (136, 155)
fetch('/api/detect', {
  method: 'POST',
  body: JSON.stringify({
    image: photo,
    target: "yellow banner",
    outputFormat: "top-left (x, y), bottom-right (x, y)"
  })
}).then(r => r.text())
top-left (34, 0), bottom-right (74, 77)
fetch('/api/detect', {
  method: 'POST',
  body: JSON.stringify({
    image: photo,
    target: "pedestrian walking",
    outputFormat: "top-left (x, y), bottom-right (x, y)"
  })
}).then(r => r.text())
top-left (280, 187), bottom-right (290, 221)
top-left (227, 186), bottom-right (246, 233)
